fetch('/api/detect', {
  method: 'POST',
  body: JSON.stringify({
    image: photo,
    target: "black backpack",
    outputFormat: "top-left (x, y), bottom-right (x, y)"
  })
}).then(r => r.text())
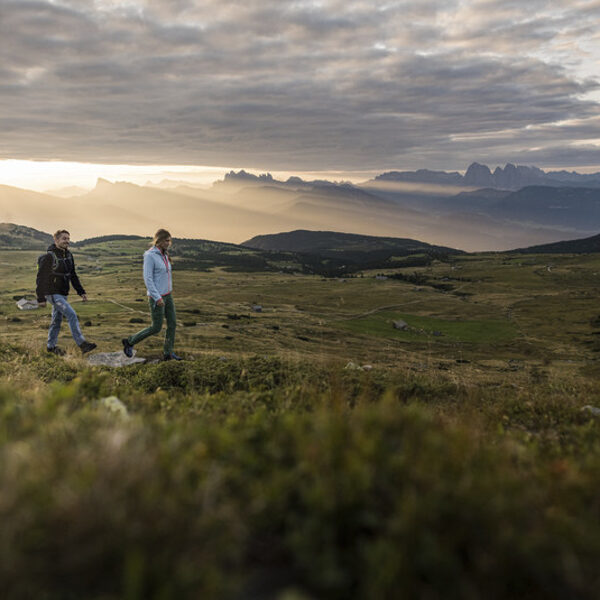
top-left (37, 250), bottom-right (71, 280)
top-left (37, 250), bottom-right (59, 273)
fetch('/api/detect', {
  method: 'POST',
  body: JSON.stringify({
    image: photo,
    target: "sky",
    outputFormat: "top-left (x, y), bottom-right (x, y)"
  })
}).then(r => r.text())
top-left (1, 0), bottom-right (600, 190)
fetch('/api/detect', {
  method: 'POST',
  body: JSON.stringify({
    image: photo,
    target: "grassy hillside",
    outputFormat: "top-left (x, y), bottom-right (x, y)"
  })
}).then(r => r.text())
top-left (5, 236), bottom-right (600, 368)
top-left (0, 222), bottom-right (52, 249)
top-left (512, 232), bottom-right (600, 254)
top-left (244, 229), bottom-right (460, 253)
top-left (1, 238), bottom-right (600, 598)
top-left (243, 230), bottom-right (464, 275)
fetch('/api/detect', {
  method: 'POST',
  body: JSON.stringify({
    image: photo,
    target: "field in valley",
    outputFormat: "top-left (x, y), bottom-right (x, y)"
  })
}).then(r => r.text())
top-left (3, 240), bottom-right (600, 371)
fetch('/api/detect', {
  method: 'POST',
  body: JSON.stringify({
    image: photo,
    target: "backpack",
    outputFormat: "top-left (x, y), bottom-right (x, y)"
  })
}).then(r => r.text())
top-left (37, 250), bottom-right (71, 280)
top-left (37, 250), bottom-right (59, 273)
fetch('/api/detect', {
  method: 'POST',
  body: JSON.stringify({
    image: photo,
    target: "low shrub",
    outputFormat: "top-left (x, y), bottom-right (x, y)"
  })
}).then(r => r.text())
top-left (0, 392), bottom-right (599, 599)
top-left (1, 347), bottom-right (600, 598)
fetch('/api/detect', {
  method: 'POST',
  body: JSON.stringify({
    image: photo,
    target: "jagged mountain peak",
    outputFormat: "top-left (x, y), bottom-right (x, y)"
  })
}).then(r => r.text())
top-left (95, 177), bottom-right (112, 188)
top-left (373, 162), bottom-right (600, 191)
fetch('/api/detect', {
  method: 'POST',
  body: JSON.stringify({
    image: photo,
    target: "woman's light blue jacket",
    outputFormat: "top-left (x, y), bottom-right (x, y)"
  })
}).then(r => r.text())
top-left (143, 246), bottom-right (173, 301)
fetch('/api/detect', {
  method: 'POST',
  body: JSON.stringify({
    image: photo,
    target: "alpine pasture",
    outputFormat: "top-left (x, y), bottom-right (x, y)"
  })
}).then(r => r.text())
top-left (1, 237), bottom-right (600, 599)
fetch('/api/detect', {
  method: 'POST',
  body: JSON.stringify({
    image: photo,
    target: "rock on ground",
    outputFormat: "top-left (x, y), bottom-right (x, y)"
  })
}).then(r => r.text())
top-left (87, 351), bottom-right (146, 367)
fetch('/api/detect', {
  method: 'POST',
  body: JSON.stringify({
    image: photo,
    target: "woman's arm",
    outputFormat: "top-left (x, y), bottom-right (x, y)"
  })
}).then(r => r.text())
top-left (143, 252), bottom-right (162, 301)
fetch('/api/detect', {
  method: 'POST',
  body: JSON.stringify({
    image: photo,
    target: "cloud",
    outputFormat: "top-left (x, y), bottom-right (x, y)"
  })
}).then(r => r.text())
top-left (1, 0), bottom-right (599, 171)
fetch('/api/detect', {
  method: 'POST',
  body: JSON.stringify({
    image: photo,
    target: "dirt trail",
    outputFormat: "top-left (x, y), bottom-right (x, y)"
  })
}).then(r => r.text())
top-left (339, 300), bottom-right (423, 321)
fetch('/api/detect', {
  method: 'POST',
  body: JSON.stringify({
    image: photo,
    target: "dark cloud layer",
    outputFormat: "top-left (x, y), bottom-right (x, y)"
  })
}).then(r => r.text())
top-left (1, 0), bottom-right (599, 171)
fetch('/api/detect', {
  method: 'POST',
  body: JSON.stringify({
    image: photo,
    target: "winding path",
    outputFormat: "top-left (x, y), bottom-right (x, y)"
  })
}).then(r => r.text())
top-left (337, 300), bottom-right (424, 321)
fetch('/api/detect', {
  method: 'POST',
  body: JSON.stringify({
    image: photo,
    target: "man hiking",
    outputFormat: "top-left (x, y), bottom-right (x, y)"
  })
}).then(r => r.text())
top-left (36, 229), bottom-right (97, 355)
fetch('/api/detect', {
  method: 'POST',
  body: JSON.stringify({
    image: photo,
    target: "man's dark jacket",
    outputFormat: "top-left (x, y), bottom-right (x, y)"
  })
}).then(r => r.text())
top-left (36, 244), bottom-right (86, 303)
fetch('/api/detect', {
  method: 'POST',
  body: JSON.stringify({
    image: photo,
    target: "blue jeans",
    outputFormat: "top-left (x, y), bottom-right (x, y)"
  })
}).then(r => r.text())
top-left (46, 294), bottom-right (85, 348)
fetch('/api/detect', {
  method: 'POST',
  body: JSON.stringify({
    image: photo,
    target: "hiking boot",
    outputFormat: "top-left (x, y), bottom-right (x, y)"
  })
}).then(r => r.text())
top-left (122, 338), bottom-right (134, 358)
top-left (47, 346), bottom-right (66, 356)
top-left (79, 341), bottom-right (97, 355)
top-left (163, 352), bottom-right (183, 361)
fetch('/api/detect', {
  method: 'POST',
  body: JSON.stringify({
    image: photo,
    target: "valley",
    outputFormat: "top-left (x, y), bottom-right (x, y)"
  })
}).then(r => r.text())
top-left (3, 234), bottom-right (600, 381)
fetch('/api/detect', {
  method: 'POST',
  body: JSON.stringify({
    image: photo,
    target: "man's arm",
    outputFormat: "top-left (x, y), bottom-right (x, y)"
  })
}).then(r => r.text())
top-left (70, 254), bottom-right (87, 298)
top-left (36, 254), bottom-right (51, 304)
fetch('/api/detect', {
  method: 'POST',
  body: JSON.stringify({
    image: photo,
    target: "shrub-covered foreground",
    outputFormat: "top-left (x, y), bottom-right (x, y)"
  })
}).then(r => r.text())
top-left (1, 349), bottom-right (600, 599)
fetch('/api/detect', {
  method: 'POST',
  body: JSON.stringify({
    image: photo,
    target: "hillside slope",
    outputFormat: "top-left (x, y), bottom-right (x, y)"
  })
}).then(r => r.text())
top-left (511, 232), bottom-right (600, 254)
top-left (244, 229), bottom-right (462, 254)
top-left (0, 222), bottom-right (52, 249)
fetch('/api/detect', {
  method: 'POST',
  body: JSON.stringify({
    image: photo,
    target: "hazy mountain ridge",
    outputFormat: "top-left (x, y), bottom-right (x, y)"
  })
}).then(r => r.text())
top-left (374, 162), bottom-right (600, 190)
top-left (216, 169), bottom-right (345, 190)
top-left (420, 186), bottom-right (600, 229)
top-left (361, 182), bottom-right (600, 236)
top-left (213, 172), bottom-right (600, 250)
top-left (44, 185), bottom-right (90, 198)
top-left (488, 186), bottom-right (600, 229)
top-left (3, 165), bottom-right (600, 251)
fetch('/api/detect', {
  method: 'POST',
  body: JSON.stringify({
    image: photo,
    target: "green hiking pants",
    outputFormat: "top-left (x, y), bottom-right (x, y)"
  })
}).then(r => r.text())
top-left (128, 294), bottom-right (176, 356)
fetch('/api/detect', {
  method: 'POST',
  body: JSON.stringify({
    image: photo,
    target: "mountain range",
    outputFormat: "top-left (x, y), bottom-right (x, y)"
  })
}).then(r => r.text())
top-left (373, 162), bottom-right (600, 190)
top-left (1, 161), bottom-right (600, 252)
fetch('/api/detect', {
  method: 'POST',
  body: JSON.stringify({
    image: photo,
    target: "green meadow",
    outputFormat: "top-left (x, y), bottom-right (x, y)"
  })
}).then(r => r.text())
top-left (1, 239), bottom-right (600, 599)
top-left (338, 310), bottom-right (518, 344)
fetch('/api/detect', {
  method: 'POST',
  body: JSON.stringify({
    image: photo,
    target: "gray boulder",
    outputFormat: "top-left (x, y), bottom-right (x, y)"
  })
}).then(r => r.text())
top-left (88, 351), bottom-right (146, 367)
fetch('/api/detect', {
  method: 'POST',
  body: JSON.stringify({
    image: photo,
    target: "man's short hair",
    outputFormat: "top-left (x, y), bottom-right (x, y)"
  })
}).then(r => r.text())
top-left (53, 229), bottom-right (70, 239)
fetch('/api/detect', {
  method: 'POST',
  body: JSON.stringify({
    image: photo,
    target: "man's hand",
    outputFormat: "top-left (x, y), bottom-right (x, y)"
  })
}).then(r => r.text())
top-left (156, 298), bottom-right (164, 307)
top-left (81, 294), bottom-right (88, 302)
top-left (38, 301), bottom-right (46, 308)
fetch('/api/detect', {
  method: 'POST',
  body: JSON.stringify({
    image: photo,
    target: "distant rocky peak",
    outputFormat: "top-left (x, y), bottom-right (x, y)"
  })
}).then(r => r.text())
top-left (464, 162), bottom-right (493, 187)
top-left (94, 178), bottom-right (141, 192)
top-left (224, 170), bottom-right (274, 183)
top-left (95, 177), bottom-right (113, 188)
top-left (373, 161), bottom-right (600, 191)
top-left (462, 162), bottom-right (552, 190)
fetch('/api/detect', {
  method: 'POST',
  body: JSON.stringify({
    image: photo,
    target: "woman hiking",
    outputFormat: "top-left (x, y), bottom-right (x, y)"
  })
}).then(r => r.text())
top-left (122, 229), bottom-right (182, 361)
top-left (36, 229), bottom-right (97, 355)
